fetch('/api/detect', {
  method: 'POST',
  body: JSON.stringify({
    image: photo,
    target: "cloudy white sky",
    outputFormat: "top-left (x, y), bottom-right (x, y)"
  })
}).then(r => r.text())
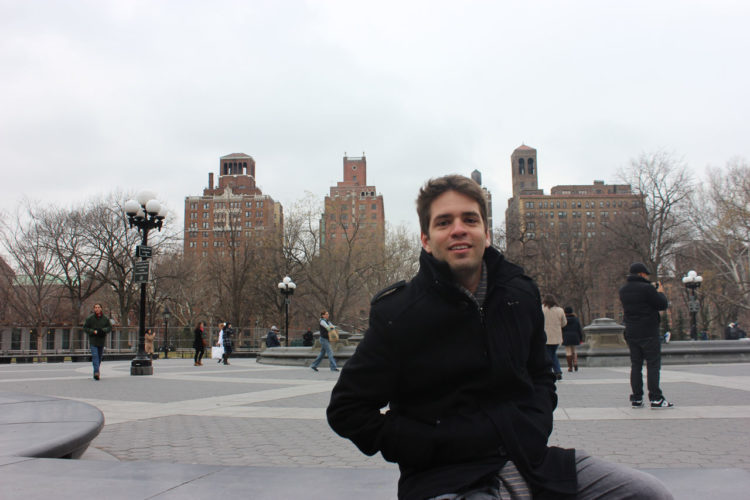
top-left (1, 0), bottom-right (748, 234)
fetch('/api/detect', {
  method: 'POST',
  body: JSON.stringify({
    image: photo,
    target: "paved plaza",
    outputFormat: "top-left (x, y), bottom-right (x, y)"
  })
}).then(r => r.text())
top-left (2, 359), bottom-right (750, 498)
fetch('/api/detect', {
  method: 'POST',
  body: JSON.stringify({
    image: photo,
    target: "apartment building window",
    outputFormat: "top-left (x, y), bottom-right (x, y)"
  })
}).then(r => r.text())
top-left (202, 241), bottom-right (207, 247)
top-left (526, 222), bottom-right (536, 230)
top-left (203, 203), bottom-right (210, 209)
top-left (189, 222), bottom-right (197, 228)
top-left (189, 212), bottom-right (197, 219)
top-left (202, 251), bottom-right (207, 257)
top-left (245, 221), bottom-right (252, 227)
top-left (371, 213), bottom-right (377, 219)
top-left (246, 202), bottom-right (252, 208)
top-left (190, 203), bottom-right (198, 210)
top-left (525, 201), bottom-right (534, 209)
top-left (189, 242), bottom-right (196, 248)
top-left (202, 222), bottom-right (209, 228)
top-left (558, 212), bottom-right (567, 218)
top-left (202, 212), bottom-right (208, 218)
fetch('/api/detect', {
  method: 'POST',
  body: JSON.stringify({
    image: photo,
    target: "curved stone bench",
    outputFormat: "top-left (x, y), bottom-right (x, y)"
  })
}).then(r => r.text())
top-left (0, 391), bottom-right (104, 459)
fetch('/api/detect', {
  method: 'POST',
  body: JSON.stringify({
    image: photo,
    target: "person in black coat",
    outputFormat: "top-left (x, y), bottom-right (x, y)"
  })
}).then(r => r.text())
top-left (266, 326), bottom-right (281, 348)
top-left (302, 328), bottom-right (314, 347)
top-left (193, 321), bottom-right (206, 366)
top-left (327, 176), bottom-right (672, 500)
top-left (562, 306), bottom-right (583, 372)
top-left (619, 262), bottom-right (671, 408)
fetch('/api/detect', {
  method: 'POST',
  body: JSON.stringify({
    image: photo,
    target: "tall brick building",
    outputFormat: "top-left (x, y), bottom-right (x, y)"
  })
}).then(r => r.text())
top-left (184, 153), bottom-right (283, 258)
top-left (504, 145), bottom-right (643, 321)
top-left (320, 155), bottom-right (385, 249)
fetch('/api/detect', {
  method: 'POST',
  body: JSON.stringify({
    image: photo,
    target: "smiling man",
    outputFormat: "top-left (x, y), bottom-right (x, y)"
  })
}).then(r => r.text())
top-left (327, 175), bottom-right (672, 499)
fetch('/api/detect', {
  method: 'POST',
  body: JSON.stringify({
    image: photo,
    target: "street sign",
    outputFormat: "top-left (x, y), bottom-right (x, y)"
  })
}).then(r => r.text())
top-left (134, 261), bottom-right (151, 283)
top-left (136, 245), bottom-right (152, 258)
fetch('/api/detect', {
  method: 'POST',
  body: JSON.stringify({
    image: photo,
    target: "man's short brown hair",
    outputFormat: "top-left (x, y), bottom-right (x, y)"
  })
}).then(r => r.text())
top-left (416, 174), bottom-right (488, 235)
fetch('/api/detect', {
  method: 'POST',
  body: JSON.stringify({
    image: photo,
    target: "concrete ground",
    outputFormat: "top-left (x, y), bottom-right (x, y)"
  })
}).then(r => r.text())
top-left (2, 358), bottom-right (750, 498)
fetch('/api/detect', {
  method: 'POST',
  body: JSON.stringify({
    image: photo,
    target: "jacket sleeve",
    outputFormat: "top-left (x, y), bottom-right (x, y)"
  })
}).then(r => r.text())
top-left (82, 317), bottom-right (93, 335)
top-left (650, 289), bottom-right (669, 311)
top-left (101, 318), bottom-right (112, 335)
top-left (327, 309), bottom-right (438, 467)
top-left (560, 308), bottom-right (567, 328)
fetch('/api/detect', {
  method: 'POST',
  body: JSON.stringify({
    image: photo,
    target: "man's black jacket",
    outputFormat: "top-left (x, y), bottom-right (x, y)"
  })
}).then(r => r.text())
top-left (618, 275), bottom-right (669, 339)
top-left (327, 247), bottom-right (576, 499)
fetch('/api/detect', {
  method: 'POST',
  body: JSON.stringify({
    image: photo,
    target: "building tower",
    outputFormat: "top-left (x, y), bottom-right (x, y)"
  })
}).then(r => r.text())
top-left (511, 145), bottom-right (540, 196)
top-left (184, 153), bottom-right (283, 258)
top-left (320, 154), bottom-right (385, 249)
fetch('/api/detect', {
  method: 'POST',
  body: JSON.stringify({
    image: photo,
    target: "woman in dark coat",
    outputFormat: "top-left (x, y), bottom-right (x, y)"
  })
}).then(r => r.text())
top-left (193, 321), bottom-right (206, 366)
top-left (562, 306), bottom-right (583, 372)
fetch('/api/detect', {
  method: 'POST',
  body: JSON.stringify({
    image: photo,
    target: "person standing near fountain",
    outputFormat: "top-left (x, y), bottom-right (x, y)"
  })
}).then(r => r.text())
top-left (619, 262), bottom-right (672, 409)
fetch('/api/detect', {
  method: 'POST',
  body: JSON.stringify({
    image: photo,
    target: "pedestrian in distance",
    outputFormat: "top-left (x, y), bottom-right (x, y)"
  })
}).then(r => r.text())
top-left (310, 311), bottom-right (338, 372)
top-left (216, 322), bottom-right (225, 364)
top-left (302, 327), bottom-right (314, 347)
top-left (542, 294), bottom-right (566, 380)
top-left (221, 322), bottom-right (235, 365)
top-left (193, 321), bottom-right (207, 366)
top-left (327, 175), bottom-right (673, 500)
top-left (619, 262), bottom-right (673, 409)
top-left (562, 306), bottom-right (583, 372)
top-left (82, 303), bottom-right (111, 381)
top-left (144, 328), bottom-right (156, 359)
top-left (266, 325), bottom-right (281, 348)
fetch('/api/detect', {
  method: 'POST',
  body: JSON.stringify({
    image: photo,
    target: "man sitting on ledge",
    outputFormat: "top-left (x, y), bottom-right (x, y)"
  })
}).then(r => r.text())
top-left (327, 175), bottom-right (672, 499)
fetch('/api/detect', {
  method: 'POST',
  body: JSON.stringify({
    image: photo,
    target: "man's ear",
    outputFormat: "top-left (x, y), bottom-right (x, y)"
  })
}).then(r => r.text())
top-left (420, 232), bottom-right (432, 253)
top-left (484, 227), bottom-right (491, 248)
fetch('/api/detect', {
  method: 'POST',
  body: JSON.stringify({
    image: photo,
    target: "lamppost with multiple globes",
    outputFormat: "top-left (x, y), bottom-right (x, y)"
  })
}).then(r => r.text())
top-left (162, 305), bottom-right (171, 359)
top-left (124, 191), bottom-right (166, 376)
top-left (682, 270), bottom-right (703, 341)
top-left (277, 276), bottom-right (297, 347)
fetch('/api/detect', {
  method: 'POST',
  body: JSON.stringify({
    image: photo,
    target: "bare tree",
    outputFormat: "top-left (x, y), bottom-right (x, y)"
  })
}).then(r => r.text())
top-left (688, 158), bottom-right (750, 326)
top-left (0, 200), bottom-right (65, 354)
top-left (37, 206), bottom-right (107, 326)
top-left (609, 150), bottom-right (694, 278)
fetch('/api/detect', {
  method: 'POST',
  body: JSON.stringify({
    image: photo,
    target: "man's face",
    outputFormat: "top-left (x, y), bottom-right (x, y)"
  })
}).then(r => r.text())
top-left (94, 304), bottom-right (103, 316)
top-left (420, 190), bottom-right (489, 279)
top-left (322, 312), bottom-right (329, 320)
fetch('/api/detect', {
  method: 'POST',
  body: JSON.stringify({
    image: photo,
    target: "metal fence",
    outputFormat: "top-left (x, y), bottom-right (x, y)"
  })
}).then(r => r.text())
top-left (0, 326), bottom-right (312, 357)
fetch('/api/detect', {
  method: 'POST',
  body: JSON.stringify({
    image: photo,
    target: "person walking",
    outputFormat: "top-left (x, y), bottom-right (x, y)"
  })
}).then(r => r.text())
top-left (266, 326), bottom-right (281, 348)
top-left (327, 175), bottom-right (672, 499)
top-left (310, 311), bottom-right (338, 372)
top-left (619, 262), bottom-right (672, 409)
top-left (221, 322), bottom-right (235, 365)
top-left (216, 322), bottom-right (225, 364)
top-left (144, 328), bottom-right (156, 359)
top-left (193, 321), bottom-right (207, 366)
top-left (82, 303), bottom-right (111, 381)
top-left (562, 306), bottom-right (583, 372)
top-left (542, 294), bottom-right (566, 380)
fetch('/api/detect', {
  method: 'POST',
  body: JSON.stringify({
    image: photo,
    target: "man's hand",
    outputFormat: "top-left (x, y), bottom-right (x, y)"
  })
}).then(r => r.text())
top-left (656, 282), bottom-right (665, 293)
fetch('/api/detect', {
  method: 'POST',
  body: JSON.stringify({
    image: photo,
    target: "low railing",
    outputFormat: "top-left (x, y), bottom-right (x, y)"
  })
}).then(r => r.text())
top-left (0, 326), bottom-right (314, 360)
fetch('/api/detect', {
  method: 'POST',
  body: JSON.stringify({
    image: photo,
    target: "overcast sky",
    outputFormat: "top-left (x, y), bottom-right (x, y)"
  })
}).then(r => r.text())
top-left (1, 0), bottom-right (748, 235)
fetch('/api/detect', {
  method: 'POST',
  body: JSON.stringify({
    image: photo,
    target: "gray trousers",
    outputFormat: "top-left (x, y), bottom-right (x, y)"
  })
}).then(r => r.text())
top-left (430, 450), bottom-right (673, 500)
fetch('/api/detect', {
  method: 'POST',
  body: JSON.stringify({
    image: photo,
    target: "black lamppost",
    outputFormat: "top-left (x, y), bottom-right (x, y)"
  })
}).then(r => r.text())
top-left (682, 270), bottom-right (703, 340)
top-left (124, 191), bottom-right (166, 375)
top-left (162, 305), bottom-right (171, 359)
top-left (277, 276), bottom-right (296, 347)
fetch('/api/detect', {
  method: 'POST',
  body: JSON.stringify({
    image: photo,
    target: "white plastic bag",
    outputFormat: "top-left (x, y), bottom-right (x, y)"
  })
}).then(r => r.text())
top-left (212, 346), bottom-right (224, 359)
